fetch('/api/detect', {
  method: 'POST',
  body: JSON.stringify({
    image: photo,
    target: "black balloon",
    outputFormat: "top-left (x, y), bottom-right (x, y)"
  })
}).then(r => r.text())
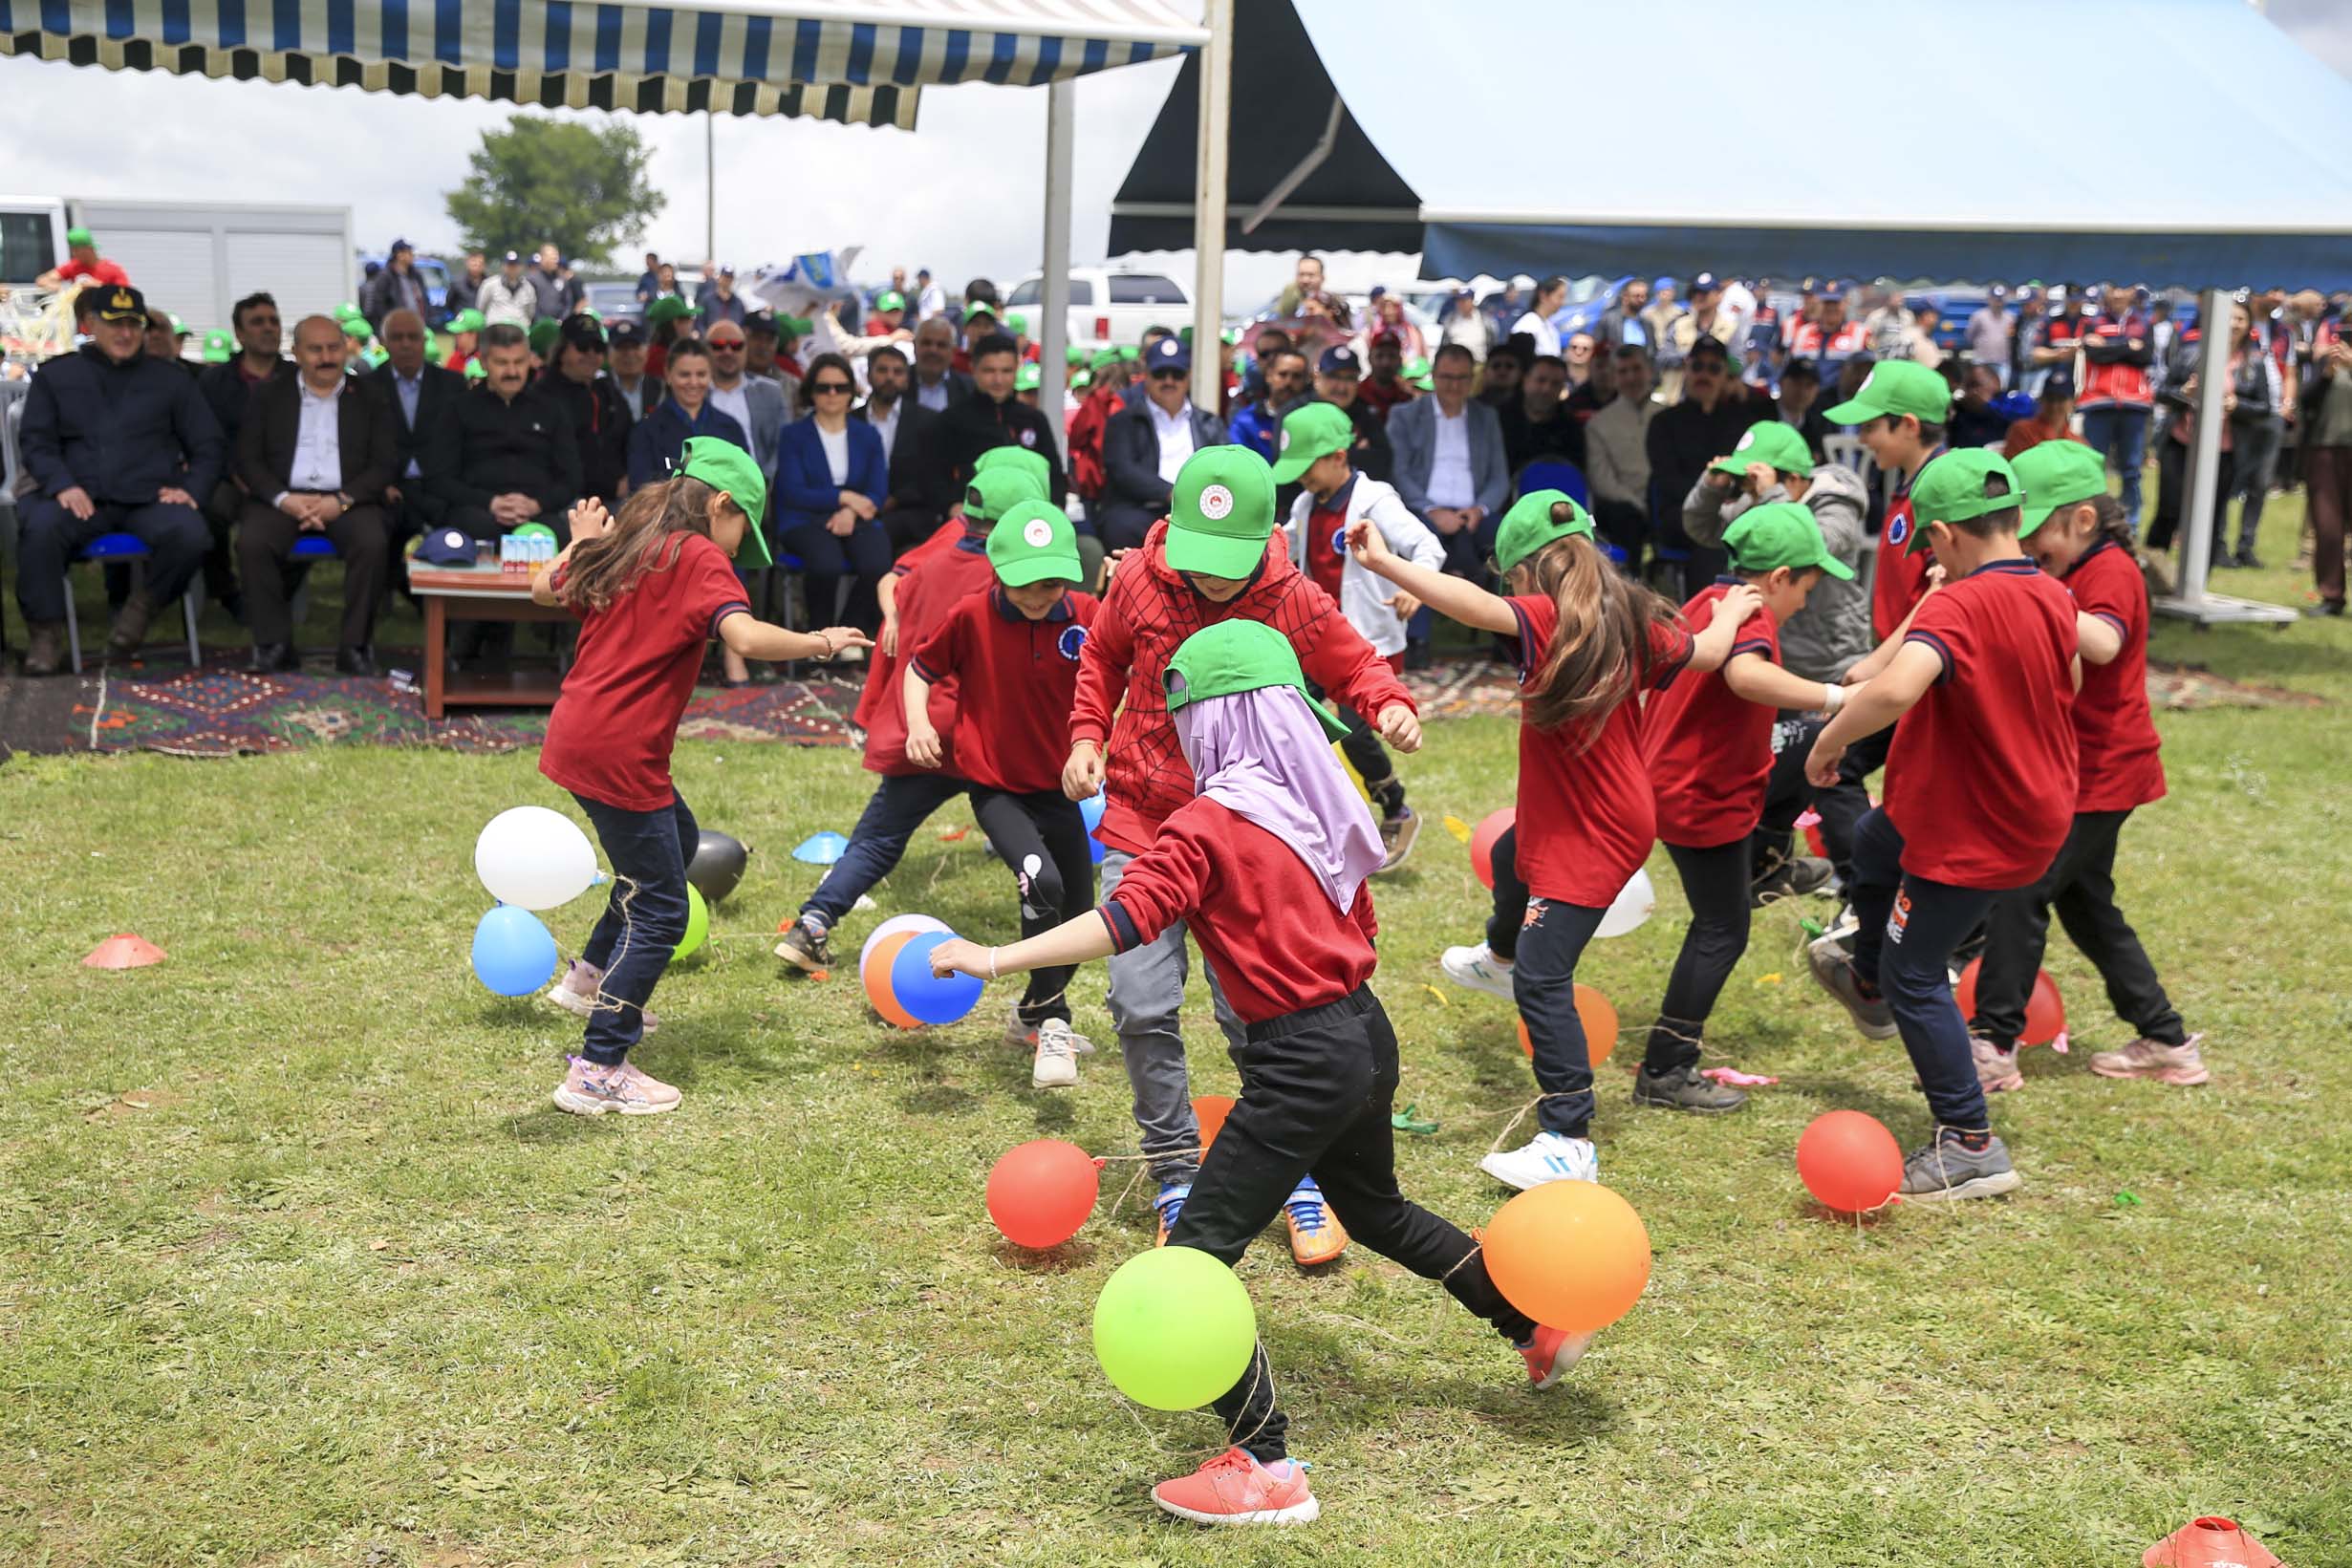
top-left (686, 830), bottom-right (750, 903)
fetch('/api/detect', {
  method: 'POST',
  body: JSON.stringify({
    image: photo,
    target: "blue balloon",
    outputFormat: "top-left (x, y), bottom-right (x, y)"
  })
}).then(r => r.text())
top-left (1080, 790), bottom-right (1108, 865)
top-left (472, 904), bottom-right (557, 997)
top-left (891, 931), bottom-right (982, 1026)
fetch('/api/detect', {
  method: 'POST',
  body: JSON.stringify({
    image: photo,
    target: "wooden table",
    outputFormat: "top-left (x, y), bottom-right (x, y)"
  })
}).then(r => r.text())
top-left (407, 562), bottom-right (577, 720)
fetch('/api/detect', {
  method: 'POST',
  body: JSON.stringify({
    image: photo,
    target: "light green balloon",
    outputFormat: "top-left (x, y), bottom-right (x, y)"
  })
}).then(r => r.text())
top-left (1092, 1246), bottom-right (1256, 1410)
top-left (674, 885), bottom-right (710, 961)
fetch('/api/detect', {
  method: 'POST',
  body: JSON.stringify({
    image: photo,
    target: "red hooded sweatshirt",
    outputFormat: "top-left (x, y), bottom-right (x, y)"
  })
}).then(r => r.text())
top-left (1069, 519), bottom-right (1415, 855)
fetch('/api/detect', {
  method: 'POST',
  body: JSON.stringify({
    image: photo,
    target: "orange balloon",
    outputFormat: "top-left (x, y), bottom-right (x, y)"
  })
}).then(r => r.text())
top-left (1516, 984), bottom-right (1618, 1066)
top-left (1193, 1094), bottom-right (1236, 1153)
top-left (1481, 1180), bottom-right (1651, 1333)
top-left (1470, 807), bottom-right (1516, 890)
top-left (1794, 1109), bottom-right (1903, 1214)
top-left (1953, 958), bottom-right (2066, 1047)
top-left (986, 1139), bottom-right (1099, 1249)
top-left (862, 929), bottom-right (923, 1029)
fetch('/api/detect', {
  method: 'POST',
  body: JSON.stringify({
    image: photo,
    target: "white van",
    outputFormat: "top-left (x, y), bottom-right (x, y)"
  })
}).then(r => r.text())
top-left (1003, 268), bottom-right (1192, 353)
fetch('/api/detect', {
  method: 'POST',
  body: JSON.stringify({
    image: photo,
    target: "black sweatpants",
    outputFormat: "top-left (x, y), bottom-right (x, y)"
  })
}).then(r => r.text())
top-left (1312, 678), bottom-right (1405, 815)
top-left (968, 786), bottom-right (1097, 1028)
top-left (1645, 839), bottom-right (1753, 1076)
top-left (1749, 711), bottom-right (1824, 882)
top-left (1971, 808), bottom-right (2185, 1051)
top-left (1167, 987), bottom-right (1535, 1461)
top-left (1813, 721), bottom-right (1892, 891)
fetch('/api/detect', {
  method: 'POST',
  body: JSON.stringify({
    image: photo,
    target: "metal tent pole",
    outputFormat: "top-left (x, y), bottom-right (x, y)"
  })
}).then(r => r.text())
top-left (1041, 79), bottom-right (1074, 429)
top-left (2156, 286), bottom-right (2296, 625)
top-left (1190, 0), bottom-right (1233, 416)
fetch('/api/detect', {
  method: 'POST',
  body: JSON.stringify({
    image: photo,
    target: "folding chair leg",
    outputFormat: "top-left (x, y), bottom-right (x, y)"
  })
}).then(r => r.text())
top-left (183, 590), bottom-right (202, 667)
top-left (61, 573), bottom-right (82, 676)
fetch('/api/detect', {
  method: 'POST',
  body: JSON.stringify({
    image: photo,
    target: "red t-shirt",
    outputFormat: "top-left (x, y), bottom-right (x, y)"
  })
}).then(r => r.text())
top-left (1504, 593), bottom-right (1694, 905)
top-left (539, 532), bottom-right (750, 811)
top-left (910, 590), bottom-right (1099, 795)
top-left (59, 258), bottom-right (131, 288)
top-left (1100, 798), bottom-right (1377, 1024)
top-left (1885, 560), bottom-right (2079, 889)
top-left (1645, 582), bottom-right (1780, 848)
top-left (1304, 483), bottom-right (1349, 599)
top-left (1871, 453), bottom-right (1940, 641)
top-left (854, 534), bottom-right (995, 776)
top-left (2062, 539), bottom-right (2165, 812)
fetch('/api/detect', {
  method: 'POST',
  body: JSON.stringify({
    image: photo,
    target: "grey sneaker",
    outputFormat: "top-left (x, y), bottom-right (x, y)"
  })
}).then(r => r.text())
top-left (1631, 1063), bottom-right (1748, 1113)
top-left (1807, 933), bottom-right (1896, 1041)
top-left (773, 914), bottom-right (836, 972)
top-left (1374, 807), bottom-right (1421, 874)
top-left (1751, 854), bottom-right (1835, 908)
top-left (1898, 1128), bottom-right (2021, 1202)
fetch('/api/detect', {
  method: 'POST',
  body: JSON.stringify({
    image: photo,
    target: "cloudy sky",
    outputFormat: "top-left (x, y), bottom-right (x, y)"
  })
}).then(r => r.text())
top-left (3, 1), bottom-right (2347, 300)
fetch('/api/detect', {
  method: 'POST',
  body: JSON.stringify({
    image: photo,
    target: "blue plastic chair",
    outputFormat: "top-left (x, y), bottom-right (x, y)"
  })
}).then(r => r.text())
top-left (61, 532), bottom-right (203, 674)
top-left (1515, 459), bottom-right (1591, 510)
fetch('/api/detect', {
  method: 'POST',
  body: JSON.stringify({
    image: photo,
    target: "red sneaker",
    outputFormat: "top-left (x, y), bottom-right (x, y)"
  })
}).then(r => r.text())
top-left (1150, 1447), bottom-right (1319, 1527)
top-left (1518, 1324), bottom-right (1595, 1390)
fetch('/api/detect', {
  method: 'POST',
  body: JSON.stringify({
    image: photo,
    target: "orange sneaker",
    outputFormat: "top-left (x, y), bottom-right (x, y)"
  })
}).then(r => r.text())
top-left (1518, 1324), bottom-right (1596, 1390)
top-left (1283, 1179), bottom-right (1348, 1266)
top-left (1151, 1447), bottom-right (1319, 1527)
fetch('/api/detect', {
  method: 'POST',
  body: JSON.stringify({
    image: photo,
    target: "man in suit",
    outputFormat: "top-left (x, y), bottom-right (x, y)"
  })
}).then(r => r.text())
top-left (425, 324), bottom-right (580, 545)
top-left (537, 314), bottom-right (632, 506)
top-left (856, 345), bottom-right (953, 556)
top-left (1388, 342), bottom-right (1509, 667)
top-left (1095, 336), bottom-right (1228, 551)
top-left (703, 319), bottom-right (790, 484)
top-left (235, 315), bottom-right (399, 675)
top-left (909, 316), bottom-right (972, 413)
top-left (368, 310), bottom-right (462, 573)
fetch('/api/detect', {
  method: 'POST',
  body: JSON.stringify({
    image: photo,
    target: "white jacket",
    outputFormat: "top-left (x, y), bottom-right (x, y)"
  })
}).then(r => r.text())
top-left (1285, 475), bottom-right (1446, 656)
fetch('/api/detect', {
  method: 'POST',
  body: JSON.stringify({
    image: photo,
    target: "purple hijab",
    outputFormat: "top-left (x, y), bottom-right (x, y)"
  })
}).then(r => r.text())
top-left (1173, 686), bottom-right (1385, 914)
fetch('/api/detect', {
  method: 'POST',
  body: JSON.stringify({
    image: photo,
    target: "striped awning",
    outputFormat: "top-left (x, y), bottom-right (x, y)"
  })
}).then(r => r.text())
top-left (0, 0), bottom-right (1203, 127)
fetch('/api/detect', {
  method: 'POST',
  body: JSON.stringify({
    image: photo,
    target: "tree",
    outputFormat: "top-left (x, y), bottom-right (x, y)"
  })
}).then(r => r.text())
top-left (443, 115), bottom-right (664, 268)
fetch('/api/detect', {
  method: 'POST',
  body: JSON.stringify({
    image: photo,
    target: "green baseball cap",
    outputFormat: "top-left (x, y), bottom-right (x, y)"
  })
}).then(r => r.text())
top-left (527, 316), bottom-right (562, 354)
top-left (340, 316), bottom-right (372, 340)
top-left (1710, 421), bottom-right (1815, 479)
top-left (1070, 369), bottom-right (1093, 391)
top-left (875, 289), bottom-right (906, 312)
top-left (1015, 362), bottom-right (1041, 393)
top-left (1163, 619), bottom-right (1351, 743)
top-left (1905, 449), bottom-right (2022, 553)
top-left (1493, 489), bottom-right (1595, 575)
top-left (167, 313), bottom-right (187, 336)
top-left (450, 308), bottom-right (486, 333)
top-left (1823, 359), bottom-right (1952, 426)
top-left (1166, 445), bottom-right (1276, 577)
top-left (1270, 401), bottom-right (1354, 483)
top-left (1722, 502), bottom-right (1855, 580)
top-left (1090, 348), bottom-right (1121, 373)
top-left (972, 443), bottom-right (1052, 497)
top-left (1065, 342), bottom-right (1088, 365)
top-left (202, 328), bottom-right (233, 363)
top-left (646, 294), bottom-right (701, 327)
top-left (987, 500), bottom-right (1084, 587)
top-left (1117, 344), bottom-right (1140, 362)
top-left (335, 300), bottom-right (363, 321)
top-left (680, 437), bottom-right (773, 567)
top-left (964, 462), bottom-right (1048, 523)
top-left (66, 226), bottom-right (94, 247)
top-left (1006, 312), bottom-right (1028, 335)
top-left (779, 314), bottom-right (813, 337)
top-left (2013, 440), bottom-right (2109, 537)
top-left (1402, 355), bottom-right (1431, 380)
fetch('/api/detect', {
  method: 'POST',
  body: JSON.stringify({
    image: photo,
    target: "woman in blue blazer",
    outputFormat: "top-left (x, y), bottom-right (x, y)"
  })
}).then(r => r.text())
top-left (775, 352), bottom-right (892, 634)
top-left (624, 338), bottom-right (748, 490)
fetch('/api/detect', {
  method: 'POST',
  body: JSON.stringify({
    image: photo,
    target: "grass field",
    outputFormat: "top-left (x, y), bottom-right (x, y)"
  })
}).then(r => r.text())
top-left (4, 505), bottom-right (2351, 1567)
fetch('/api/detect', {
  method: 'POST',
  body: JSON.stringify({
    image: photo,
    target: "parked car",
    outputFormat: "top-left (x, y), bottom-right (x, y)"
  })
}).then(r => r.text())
top-left (583, 281), bottom-right (643, 326)
top-left (1003, 267), bottom-right (1191, 351)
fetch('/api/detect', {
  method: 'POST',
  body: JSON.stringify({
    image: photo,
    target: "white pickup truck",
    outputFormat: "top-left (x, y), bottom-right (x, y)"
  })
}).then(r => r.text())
top-left (1003, 267), bottom-right (1193, 353)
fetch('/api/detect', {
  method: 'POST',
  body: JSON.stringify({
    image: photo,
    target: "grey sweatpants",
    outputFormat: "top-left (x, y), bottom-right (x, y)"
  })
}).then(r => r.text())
top-left (1100, 848), bottom-right (1248, 1185)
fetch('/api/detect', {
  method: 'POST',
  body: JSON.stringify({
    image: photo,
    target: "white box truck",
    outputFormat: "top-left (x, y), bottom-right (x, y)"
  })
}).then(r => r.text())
top-left (0, 197), bottom-right (354, 345)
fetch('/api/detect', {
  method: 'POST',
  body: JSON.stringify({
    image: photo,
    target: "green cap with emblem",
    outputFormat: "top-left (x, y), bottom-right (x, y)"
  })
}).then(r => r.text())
top-left (1709, 420), bottom-right (1816, 479)
top-left (1163, 619), bottom-right (1352, 742)
top-left (971, 444), bottom-right (1052, 501)
top-left (679, 436), bottom-right (774, 567)
top-left (202, 328), bottom-right (233, 363)
top-left (341, 315), bottom-right (372, 340)
top-left (1270, 400), bottom-right (1354, 483)
top-left (1015, 362), bottom-right (1041, 393)
top-left (646, 294), bottom-right (701, 328)
top-left (1492, 489), bottom-right (1595, 575)
top-left (875, 289), bottom-right (905, 312)
top-left (67, 226), bottom-right (95, 247)
top-left (1165, 445), bottom-right (1276, 577)
top-left (2012, 439), bottom-right (2110, 536)
top-left (987, 500), bottom-right (1084, 587)
top-left (1823, 358), bottom-right (1952, 426)
top-left (450, 308), bottom-right (486, 333)
top-left (1905, 449), bottom-right (2023, 553)
top-left (1722, 502), bottom-right (1855, 580)
top-left (964, 459), bottom-right (1049, 523)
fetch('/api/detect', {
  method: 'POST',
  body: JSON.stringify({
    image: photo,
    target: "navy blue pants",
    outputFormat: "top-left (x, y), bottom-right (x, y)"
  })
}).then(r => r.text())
top-left (15, 496), bottom-right (207, 623)
top-left (1478, 825), bottom-right (1611, 1134)
top-left (1647, 838), bottom-right (1752, 1076)
top-left (801, 772), bottom-right (968, 928)
top-left (1848, 806), bottom-right (2007, 1131)
top-left (573, 790), bottom-right (699, 1066)
top-left (781, 518), bottom-right (893, 633)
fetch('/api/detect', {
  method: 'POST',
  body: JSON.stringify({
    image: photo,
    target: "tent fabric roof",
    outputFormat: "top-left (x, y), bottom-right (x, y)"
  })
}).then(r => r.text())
top-left (0, 0), bottom-right (1202, 127)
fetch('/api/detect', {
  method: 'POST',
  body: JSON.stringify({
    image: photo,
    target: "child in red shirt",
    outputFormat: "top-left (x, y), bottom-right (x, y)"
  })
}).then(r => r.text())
top-left (1804, 450), bottom-right (2079, 1199)
top-left (1973, 442), bottom-right (2204, 1086)
top-left (901, 500), bottom-right (1102, 1086)
top-left (534, 439), bottom-right (867, 1116)
top-left (1349, 492), bottom-right (1754, 1191)
top-left (929, 621), bottom-right (1588, 1528)
top-left (1637, 503), bottom-right (1855, 1112)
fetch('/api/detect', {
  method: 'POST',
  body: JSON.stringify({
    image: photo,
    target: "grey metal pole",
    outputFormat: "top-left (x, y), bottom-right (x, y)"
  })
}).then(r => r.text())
top-left (1190, 0), bottom-right (1233, 415)
top-left (1041, 79), bottom-right (1074, 429)
top-left (2177, 286), bottom-right (2232, 605)
top-left (705, 113), bottom-right (717, 267)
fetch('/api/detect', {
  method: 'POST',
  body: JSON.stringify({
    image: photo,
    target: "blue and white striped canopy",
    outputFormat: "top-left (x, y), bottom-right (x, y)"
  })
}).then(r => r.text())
top-left (0, 0), bottom-right (1202, 126)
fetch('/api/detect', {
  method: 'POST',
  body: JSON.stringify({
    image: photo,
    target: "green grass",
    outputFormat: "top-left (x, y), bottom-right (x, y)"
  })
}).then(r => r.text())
top-left (4, 504), bottom-right (2351, 1567)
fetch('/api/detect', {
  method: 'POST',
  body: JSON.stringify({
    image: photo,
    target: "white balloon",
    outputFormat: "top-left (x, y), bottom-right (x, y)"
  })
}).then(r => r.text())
top-left (860, 913), bottom-right (951, 981)
top-left (475, 806), bottom-right (599, 911)
top-left (1594, 867), bottom-right (1656, 939)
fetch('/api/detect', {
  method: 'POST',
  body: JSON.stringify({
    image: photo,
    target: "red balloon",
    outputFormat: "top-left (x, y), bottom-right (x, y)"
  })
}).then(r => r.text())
top-left (1953, 959), bottom-right (2066, 1047)
top-left (1470, 807), bottom-right (1516, 890)
top-left (985, 1139), bottom-right (1099, 1249)
top-left (1795, 1110), bottom-right (1903, 1214)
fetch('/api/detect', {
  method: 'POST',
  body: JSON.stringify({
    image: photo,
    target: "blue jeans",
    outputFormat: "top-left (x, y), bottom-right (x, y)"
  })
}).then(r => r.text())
top-left (800, 772), bottom-right (968, 928)
top-left (572, 790), bottom-right (699, 1066)
top-left (1847, 807), bottom-right (2003, 1132)
top-left (2079, 406), bottom-right (2148, 526)
top-left (1515, 895), bottom-right (1610, 1138)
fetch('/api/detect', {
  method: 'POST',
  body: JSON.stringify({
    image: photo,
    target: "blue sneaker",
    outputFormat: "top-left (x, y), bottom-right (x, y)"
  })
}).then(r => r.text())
top-left (1154, 1182), bottom-right (1192, 1247)
top-left (1284, 1176), bottom-right (1349, 1265)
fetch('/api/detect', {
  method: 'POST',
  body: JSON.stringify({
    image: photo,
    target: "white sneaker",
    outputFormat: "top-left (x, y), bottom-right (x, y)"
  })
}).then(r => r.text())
top-left (1031, 1018), bottom-right (1091, 1088)
top-left (1441, 942), bottom-right (1517, 1000)
top-left (1478, 1131), bottom-right (1599, 1191)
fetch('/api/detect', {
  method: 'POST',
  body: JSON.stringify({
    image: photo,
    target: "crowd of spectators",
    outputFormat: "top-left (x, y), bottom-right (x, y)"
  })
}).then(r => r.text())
top-left (11, 245), bottom-right (2351, 680)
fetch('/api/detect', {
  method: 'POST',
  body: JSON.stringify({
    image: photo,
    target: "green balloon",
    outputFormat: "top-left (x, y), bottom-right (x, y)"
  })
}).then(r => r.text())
top-left (512, 522), bottom-right (557, 543)
top-left (1092, 1246), bottom-right (1256, 1410)
top-left (674, 885), bottom-right (710, 961)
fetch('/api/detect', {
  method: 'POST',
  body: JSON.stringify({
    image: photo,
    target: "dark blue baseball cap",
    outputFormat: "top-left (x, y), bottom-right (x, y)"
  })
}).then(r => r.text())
top-left (1146, 336), bottom-right (1191, 374)
top-left (1318, 345), bottom-right (1362, 375)
top-left (416, 526), bottom-right (479, 566)
top-left (1690, 271), bottom-right (1720, 295)
top-left (1818, 280), bottom-right (1848, 302)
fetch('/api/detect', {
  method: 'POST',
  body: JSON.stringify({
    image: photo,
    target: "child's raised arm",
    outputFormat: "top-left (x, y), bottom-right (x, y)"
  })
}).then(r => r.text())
top-left (1345, 514), bottom-right (1517, 634)
top-left (718, 613), bottom-right (872, 665)
top-left (1805, 640), bottom-right (1942, 785)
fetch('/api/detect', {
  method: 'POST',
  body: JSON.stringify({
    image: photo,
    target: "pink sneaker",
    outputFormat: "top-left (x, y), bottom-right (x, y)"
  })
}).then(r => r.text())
top-left (1972, 1036), bottom-right (2024, 1093)
top-left (551, 1056), bottom-right (677, 1116)
top-left (618, 1060), bottom-right (681, 1108)
top-left (1519, 1324), bottom-right (1596, 1390)
top-left (2091, 1033), bottom-right (2209, 1086)
top-left (547, 959), bottom-right (658, 1033)
top-left (1150, 1448), bottom-right (1319, 1526)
